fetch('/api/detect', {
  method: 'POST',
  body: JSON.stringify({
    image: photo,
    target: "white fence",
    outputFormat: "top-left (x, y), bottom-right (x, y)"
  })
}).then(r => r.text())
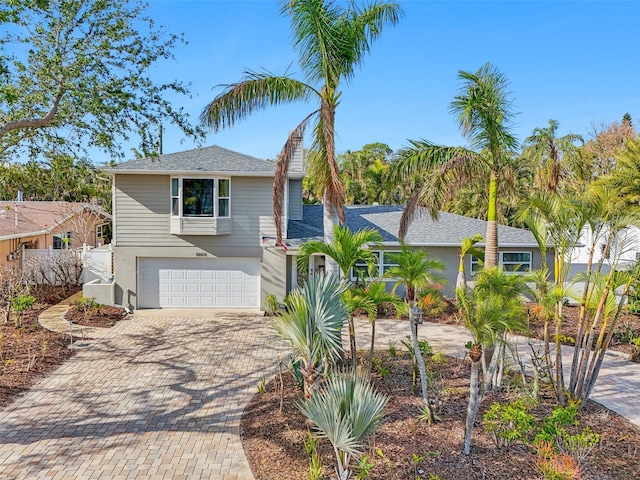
top-left (21, 244), bottom-right (113, 285)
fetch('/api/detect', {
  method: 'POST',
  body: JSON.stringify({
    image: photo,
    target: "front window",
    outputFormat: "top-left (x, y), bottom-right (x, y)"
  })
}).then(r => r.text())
top-left (349, 251), bottom-right (400, 281)
top-left (171, 177), bottom-right (230, 218)
top-left (53, 232), bottom-right (72, 249)
top-left (470, 251), bottom-right (532, 274)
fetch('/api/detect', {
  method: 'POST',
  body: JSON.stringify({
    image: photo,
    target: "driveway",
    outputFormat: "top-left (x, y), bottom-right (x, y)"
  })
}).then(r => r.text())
top-left (0, 310), bottom-right (289, 480)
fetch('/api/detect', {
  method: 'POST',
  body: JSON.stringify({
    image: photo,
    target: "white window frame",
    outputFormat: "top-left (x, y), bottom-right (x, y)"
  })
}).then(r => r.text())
top-left (470, 251), bottom-right (532, 275)
top-left (170, 176), bottom-right (231, 218)
top-left (53, 231), bottom-right (72, 250)
top-left (349, 250), bottom-right (400, 282)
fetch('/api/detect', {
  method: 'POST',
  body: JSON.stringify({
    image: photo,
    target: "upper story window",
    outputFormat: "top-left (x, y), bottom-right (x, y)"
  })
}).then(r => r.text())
top-left (171, 177), bottom-right (230, 218)
top-left (470, 251), bottom-right (532, 274)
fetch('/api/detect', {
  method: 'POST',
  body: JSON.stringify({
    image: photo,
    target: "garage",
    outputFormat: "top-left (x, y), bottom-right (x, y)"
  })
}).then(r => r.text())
top-left (138, 257), bottom-right (260, 308)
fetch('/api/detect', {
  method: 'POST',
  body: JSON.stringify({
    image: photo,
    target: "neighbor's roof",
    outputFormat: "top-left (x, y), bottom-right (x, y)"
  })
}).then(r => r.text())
top-left (286, 205), bottom-right (539, 248)
top-left (107, 145), bottom-right (289, 177)
top-left (0, 201), bottom-right (110, 241)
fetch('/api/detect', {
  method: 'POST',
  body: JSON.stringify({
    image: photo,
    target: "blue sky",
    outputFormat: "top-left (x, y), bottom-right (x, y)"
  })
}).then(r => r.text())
top-left (123, 0), bottom-right (639, 163)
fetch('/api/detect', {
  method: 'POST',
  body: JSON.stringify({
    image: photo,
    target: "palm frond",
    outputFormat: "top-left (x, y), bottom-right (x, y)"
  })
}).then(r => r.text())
top-left (200, 71), bottom-right (316, 130)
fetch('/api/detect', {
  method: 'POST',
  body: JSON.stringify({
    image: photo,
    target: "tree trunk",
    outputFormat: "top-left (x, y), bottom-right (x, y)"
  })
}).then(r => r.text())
top-left (463, 360), bottom-right (480, 455)
top-left (322, 192), bottom-right (340, 277)
top-left (411, 314), bottom-right (434, 423)
top-left (456, 266), bottom-right (466, 290)
top-left (367, 319), bottom-right (376, 379)
top-left (348, 314), bottom-right (357, 370)
top-left (484, 172), bottom-right (499, 268)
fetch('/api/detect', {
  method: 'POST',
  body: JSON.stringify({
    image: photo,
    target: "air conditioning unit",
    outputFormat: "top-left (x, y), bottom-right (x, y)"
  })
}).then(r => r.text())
top-left (6, 253), bottom-right (13, 261)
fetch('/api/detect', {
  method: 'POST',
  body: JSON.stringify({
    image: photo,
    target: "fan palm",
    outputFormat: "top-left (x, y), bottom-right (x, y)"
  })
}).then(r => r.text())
top-left (297, 369), bottom-right (387, 480)
top-left (272, 273), bottom-right (348, 397)
top-left (384, 243), bottom-right (446, 423)
top-left (200, 0), bottom-right (402, 249)
top-left (298, 225), bottom-right (383, 364)
top-left (392, 63), bottom-right (518, 268)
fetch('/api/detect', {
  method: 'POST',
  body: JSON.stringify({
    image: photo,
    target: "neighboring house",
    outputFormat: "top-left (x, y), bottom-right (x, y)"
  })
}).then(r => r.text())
top-left (108, 144), bottom-right (547, 310)
top-left (0, 201), bottom-right (111, 269)
top-left (285, 205), bottom-right (551, 298)
top-left (107, 145), bottom-right (305, 309)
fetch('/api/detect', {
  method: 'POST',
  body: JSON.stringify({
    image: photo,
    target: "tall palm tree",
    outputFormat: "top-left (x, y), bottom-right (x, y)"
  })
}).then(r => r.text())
top-left (392, 63), bottom-right (518, 267)
top-left (298, 225), bottom-right (383, 364)
top-left (200, 0), bottom-right (402, 253)
top-left (384, 243), bottom-right (446, 422)
top-left (457, 234), bottom-right (484, 289)
top-left (522, 119), bottom-right (583, 194)
top-left (272, 273), bottom-right (348, 397)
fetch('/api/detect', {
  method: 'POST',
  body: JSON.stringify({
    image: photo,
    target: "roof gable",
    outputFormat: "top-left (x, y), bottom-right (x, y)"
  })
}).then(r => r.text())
top-left (107, 145), bottom-right (277, 176)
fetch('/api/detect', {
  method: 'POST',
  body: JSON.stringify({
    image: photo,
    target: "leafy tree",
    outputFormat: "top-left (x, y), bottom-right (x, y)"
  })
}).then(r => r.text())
top-left (297, 226), bottom-right (383, 366)
top-left (392, 63), bottom-right (519, 267)
top-left (0, 0), bottom-right (201, 161)
top-left (272, 274), bottom-right (348, 398)
top-left (522, 119), bottom-right (583, 194)
top-left (200, 0), bottom-right (402, 250)
top-left (384, 243), bottom-right (446, 423)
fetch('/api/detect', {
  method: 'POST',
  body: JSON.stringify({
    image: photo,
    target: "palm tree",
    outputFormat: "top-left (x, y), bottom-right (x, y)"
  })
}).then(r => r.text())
top-left (457, 234), bottom-right (484, 289)
top-left (345, 281), bottom-right (407, 377)
top-left (200, 0), bottom-right (402, 253)
top-left (297, 370), bottom-right (387, 480)
top-left (298, 225), bottom-right (383, 364)
top-left (272, 273), bottom-right (348, 397)
top-left (384, 243), bottom-right (446, 422)
top-left (392, 63), bottom-right (518, 268)
top-left (456, 269), bottom-right (527, 455)
top-left (522, 119), bottom-right (583, 194)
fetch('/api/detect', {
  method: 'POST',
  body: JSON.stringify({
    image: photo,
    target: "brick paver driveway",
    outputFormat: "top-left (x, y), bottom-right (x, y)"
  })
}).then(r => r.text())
top-left (0, 311), bottom-right (288, 480)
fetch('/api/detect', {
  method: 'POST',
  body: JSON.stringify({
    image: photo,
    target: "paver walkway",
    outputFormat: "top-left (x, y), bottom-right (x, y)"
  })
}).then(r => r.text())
top-left (1, 312), bottom-right (639, 480)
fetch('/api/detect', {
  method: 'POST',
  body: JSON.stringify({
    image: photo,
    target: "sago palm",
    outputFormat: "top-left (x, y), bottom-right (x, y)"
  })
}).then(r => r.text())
top-left (200, 0), bottom-right (402, 248)
top-left (272, 273), bottom-right (348, 397)
top-left (392, 63), bottom-right (518, 267)
top-left (298, 225), bottom-right (383, 364)
top-left (297, 369), bottom-right (387, 480)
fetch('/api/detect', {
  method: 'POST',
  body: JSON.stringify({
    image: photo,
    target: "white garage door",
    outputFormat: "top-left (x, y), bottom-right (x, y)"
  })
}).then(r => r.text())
top-left (138, 258), bottom-right (260, 308)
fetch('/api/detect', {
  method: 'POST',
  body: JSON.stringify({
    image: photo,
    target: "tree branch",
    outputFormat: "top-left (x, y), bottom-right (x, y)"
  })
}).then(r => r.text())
top-left (0, 87), bottom-right (66, 139)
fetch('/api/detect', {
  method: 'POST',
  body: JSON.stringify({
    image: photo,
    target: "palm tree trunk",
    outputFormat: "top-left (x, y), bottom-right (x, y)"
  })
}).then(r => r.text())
top-left (411, 311), bottom-right (434, 423)
top-left (322, 192), bottom-right (340, 277)
top-left (484, 172), bottom-right (499, 268)
top-left (367, 319), bottom-right (376, 379)
top-left (456, 257), bottom-right (467, 290)
top-left (463, 360), bottom-right (480, 455)
top-left (348, 314), bottom-right (357, 369)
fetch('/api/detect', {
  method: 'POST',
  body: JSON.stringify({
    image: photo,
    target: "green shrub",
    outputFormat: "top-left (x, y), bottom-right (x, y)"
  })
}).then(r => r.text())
top-left (9, 294), bottom-right (36, 328)
top-left (483, 400), bottom-right (536, 449)
top-left (417, 284), bottom-right (449, 318)
top-left (264, 293), bottom-right (279, 316)
top-left (626, 283), bottom-right (640, 316)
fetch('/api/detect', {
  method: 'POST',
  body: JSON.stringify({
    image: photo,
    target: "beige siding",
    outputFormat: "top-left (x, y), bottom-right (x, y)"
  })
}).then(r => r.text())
top-left (114, 174), bottom-right (276, 248)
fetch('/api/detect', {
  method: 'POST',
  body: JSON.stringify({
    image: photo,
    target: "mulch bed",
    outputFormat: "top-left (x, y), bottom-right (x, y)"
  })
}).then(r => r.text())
top-left (242, 352), bottom-right (640, 480)
top-left (1, 287), bottom-right (127, 410)
top-left (65, 305), bottom-right (128, 328)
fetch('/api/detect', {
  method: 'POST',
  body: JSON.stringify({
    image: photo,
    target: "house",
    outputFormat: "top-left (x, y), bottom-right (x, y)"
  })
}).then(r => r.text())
top-left (0, 201), bottom-right (111, 269)
top-left (108, 144), bottom-right (548, 309)
top-left (107, 145), bottom-right (305, 309)
top-left (285, 205), bottom-right (551, 297)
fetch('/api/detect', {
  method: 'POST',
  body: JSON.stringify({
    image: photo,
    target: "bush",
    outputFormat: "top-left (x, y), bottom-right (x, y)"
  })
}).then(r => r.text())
top-left (264, 293), bottom-right (279, 316)
top-left (626, 284), bottom-right (640, 316)
top-left (417, 284), bottom-right (449, 318)
top-left (483, 400), bottom-right (536, 449)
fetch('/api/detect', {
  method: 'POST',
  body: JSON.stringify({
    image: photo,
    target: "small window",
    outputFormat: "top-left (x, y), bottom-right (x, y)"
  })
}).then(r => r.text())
top-left (351, 252), bottom-right (380, 281)
top-left (381, 251), bottom-right (400, 277)
top-left (218, 179), bottom-right (230, 218)
top-left (470, 256), bottom-right (484, 275)
top-left (53, 232), bottom-right (72, 249)
top-left (171, 178), bottom-right (180, 216)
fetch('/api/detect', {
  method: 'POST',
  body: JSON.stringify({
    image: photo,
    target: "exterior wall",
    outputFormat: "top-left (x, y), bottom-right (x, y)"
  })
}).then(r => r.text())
top-left (114, 174), bottom-right (276, 248)
top-left (260, 247), bottom-right (287, 308)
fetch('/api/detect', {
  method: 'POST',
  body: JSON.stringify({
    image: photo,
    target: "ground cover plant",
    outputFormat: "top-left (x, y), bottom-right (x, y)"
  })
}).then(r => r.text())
top-left (242, 349), bottom-right (640, 480)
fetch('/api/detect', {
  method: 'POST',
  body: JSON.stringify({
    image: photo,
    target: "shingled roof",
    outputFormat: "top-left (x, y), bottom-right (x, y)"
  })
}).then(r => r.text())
top-left (107, 145), bottom-right (280, 176)
top-left (286, 205), bottom-right (539, 247)
top-left (0, 202), bottom-right (110, 240)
